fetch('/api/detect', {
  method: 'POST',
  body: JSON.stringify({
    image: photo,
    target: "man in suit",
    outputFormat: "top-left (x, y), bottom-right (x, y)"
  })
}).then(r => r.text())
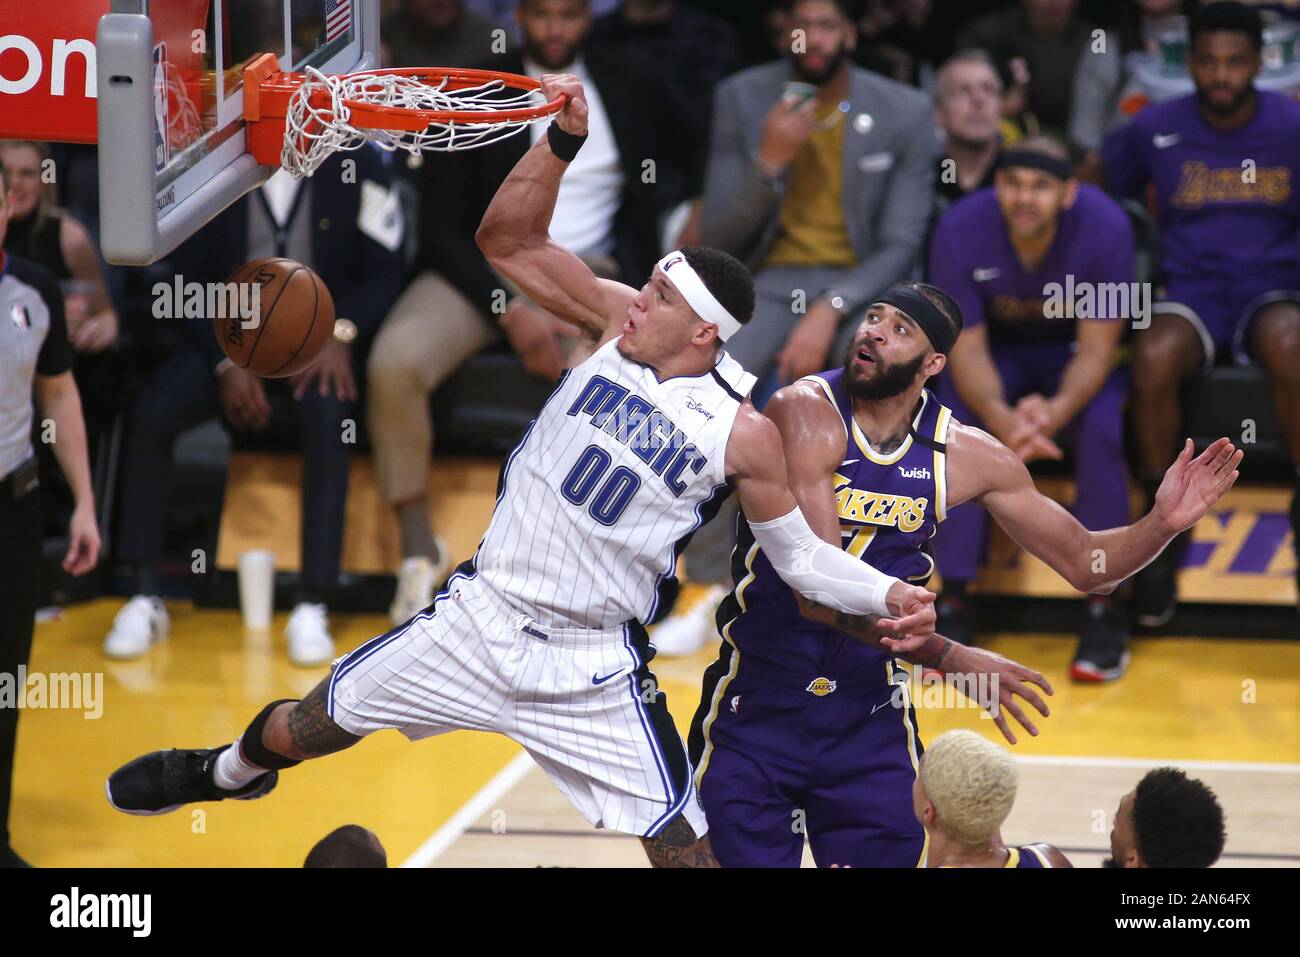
top-left (106, 146), bottom-right (405, 666)
top-left (368, 0), bottom-right (699, 623)
top-left (653, 0), bottom-right (937, 655)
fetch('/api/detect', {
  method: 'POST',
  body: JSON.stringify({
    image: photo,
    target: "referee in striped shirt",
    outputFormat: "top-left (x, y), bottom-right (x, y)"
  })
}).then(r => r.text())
top-left (0, 162), bottom-right (99, 867)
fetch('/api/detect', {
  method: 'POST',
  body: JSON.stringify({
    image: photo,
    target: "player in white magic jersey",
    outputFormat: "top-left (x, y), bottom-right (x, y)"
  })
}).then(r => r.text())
top-left (105, 75), bottom-right (941, 867)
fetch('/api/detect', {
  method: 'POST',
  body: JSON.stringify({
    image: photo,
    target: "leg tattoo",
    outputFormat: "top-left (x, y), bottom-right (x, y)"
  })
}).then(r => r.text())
top-left (283, 676), bottom-right (362, 759)
top-left (640, 814), bottom-right (720, 868)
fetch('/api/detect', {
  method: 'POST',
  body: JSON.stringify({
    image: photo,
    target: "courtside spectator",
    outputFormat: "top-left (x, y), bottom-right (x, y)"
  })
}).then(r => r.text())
top-left (933, 50), bottom-right (1004, 208)
top-left (957, 0), bottom-right (1101, 134)
top-left (0, 141), bottom-right (119, 357)
top-left (1100, 1), bottom-right (1300, 621)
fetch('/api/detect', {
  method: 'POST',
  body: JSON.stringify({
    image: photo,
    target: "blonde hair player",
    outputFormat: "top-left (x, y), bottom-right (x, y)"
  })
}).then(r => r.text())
top-left (915, 730), bottom-right (1070, 868)
top-left (106, 74), bottom-right (946, 867)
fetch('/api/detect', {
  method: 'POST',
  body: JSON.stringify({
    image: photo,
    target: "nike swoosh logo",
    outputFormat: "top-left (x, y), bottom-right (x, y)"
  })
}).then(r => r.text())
top-left (840, 459), bottom-right (859, 467)
top-left (1153, 133), bottom-right (1181, 149)
top-left (592, 670), bottom-right (625, 685)
top-left (870, 700), bottom-right (894, 716)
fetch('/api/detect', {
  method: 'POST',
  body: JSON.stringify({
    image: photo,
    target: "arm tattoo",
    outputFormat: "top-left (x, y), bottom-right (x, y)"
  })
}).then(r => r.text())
top-left (640, 815), bottom-right (720, 868)
top-left (831, 609), bottom-right (882, 639)
top-left (286, 677), bottom-right (362, 758)
top-left (905, 635), bottom-right (954, 669)
top-left (809, 601), bottom-right (954, 669)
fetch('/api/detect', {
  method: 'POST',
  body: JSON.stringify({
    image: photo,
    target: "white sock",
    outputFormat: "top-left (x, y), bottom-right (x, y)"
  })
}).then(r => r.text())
top-left (212, 737), bottom-right (267, 790)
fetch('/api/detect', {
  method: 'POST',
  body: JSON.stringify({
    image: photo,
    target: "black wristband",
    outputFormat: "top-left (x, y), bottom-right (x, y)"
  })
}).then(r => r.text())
top-left (547, 122), bottom-right (588, 162)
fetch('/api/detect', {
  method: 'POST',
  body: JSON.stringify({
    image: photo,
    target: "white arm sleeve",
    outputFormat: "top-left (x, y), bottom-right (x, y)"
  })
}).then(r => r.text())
top-left (749, 507), bottom-right (901, 618)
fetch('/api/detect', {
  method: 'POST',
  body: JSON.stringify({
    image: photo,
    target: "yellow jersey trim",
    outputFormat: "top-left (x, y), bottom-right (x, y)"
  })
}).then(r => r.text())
top-left (887, 659), bottom-right (928, 868)
top-left (933, 404), bottom-right (952, 523)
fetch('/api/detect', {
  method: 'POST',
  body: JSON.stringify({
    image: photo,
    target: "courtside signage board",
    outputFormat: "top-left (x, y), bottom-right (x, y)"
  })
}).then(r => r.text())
top-left (0, 3), bottom-right (102, 143)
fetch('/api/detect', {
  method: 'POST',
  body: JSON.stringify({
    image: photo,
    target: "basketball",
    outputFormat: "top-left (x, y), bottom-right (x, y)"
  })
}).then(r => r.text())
top-left (212, 257), bottom-right (335, 377)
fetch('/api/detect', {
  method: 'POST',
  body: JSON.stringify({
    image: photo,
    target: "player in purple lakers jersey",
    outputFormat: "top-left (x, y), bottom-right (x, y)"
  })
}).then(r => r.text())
top-left (1100, 1), bottom-right (1300, 621)
top-left (915, 730), bottom-right (1070, 869)
top-left (689, 282), bottom-right (1243, 867)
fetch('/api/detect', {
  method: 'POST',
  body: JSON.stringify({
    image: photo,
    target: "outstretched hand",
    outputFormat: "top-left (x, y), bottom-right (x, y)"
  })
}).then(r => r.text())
top-left (877, 635), bottom-right (1054, 745)
top-left (539, 73), bottom-right (588, 136)
top-left (1155, 437), bottom-right (1243, 533)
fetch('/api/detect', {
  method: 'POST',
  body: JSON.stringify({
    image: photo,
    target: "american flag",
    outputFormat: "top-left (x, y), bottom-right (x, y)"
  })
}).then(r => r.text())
top-left (324, 0), bottom-right (351, 43)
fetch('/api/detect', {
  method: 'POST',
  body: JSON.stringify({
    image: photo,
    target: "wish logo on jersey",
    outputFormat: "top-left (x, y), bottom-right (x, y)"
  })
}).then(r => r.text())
top-left (566, 374), bottom-right (709, 496)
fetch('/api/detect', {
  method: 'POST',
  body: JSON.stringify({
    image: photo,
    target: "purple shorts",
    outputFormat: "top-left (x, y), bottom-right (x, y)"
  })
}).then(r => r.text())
top-left (688, 652), bottom-right (926, 868)
top-left (1157, 279), bottom-right (1300, 367)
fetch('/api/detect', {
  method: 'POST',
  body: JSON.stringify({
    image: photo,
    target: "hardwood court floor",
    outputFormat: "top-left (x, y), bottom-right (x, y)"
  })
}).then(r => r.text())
top-left (13, 599), bottom-right (1300, 868)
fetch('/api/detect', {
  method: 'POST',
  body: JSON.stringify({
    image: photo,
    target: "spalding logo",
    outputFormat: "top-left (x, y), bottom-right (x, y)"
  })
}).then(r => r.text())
top-left (805, 677), bottom-right (837, 697)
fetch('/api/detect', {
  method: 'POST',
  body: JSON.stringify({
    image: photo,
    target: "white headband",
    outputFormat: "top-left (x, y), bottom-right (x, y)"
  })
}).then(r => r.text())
top-left (656, 250), bottom-right (743, 342)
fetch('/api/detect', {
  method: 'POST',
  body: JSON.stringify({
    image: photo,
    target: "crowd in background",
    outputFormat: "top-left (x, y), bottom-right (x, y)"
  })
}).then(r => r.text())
top-left (3, 0), bottom-right (1300, 674)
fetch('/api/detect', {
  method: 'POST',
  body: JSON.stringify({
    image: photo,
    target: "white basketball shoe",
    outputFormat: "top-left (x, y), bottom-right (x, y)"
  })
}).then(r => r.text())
top-left (389, 536), bottom-right (452, 625)
top-left (286, 602), bottom-right (334, 667)
top-left (103, 596), bottom-right (170, 659)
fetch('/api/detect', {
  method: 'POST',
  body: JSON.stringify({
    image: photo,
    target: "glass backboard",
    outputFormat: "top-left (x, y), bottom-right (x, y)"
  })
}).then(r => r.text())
top-left (96, 0), bottom-right (377, 265)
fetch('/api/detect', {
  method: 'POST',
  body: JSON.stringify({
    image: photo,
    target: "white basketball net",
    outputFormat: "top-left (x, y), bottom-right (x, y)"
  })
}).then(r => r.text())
top-left (281, 67), bottom-right (551, 178)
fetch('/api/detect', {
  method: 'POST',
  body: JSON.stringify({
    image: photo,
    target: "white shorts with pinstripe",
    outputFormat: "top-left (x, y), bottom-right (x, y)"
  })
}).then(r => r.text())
top-left (327, 565), bottom-right (707, 840)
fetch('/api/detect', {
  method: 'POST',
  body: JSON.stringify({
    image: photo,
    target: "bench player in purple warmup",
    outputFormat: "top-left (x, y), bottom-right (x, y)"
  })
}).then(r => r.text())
top-left (689, 282), bottom-right (1242, 867)
top-left (929, 136), bottom-right (1137, 681)
top-left (1101, 1), bottom-right (1300, 620)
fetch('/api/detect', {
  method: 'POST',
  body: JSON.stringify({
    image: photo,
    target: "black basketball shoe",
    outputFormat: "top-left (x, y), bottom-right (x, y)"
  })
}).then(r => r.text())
top-left (1071, 599), bottom-right (1132, 683)
top-left (1132, 529), bottom-right (1191, 629)
top-left (106, 745), bottom-right (278, 816)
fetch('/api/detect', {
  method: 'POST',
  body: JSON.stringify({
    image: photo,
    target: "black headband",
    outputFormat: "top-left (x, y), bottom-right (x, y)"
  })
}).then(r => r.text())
top-left (997, 148), bottom-right (1073, 181)
top-left (873, 285), bottom-right (959, 355)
